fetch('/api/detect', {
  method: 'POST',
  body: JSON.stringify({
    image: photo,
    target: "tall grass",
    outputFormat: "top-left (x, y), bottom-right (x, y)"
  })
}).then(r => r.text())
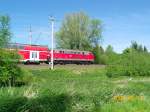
top-left (0, 65), bottom-right (149, 112)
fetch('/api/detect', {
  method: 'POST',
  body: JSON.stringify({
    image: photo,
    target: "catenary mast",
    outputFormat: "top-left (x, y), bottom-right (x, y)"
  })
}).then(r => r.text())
top-left (49, 16), bottom-right (54, 70)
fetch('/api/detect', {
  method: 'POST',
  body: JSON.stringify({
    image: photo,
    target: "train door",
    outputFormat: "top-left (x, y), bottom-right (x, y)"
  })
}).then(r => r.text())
top-left (30, 51), bottom-right (39, 62)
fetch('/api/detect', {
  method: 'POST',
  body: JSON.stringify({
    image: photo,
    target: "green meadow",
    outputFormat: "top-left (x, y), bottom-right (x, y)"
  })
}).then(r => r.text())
top-left (0, 65), bottom-right (150, 112)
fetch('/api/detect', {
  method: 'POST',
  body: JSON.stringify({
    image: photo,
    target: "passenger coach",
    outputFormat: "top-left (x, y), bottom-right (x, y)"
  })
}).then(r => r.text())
top-left (6, 43), bottom-right (95, 64)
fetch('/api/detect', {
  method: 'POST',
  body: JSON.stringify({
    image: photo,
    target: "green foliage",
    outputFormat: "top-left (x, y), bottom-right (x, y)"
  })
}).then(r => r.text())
top-left (130, 41), bottom-right (148, 53)
top-left (56, 11), bottom-right (103, 51)
top-left (144, 46), bottom-right (148, 52)
top-left (0, 49), bottom-right (21, 86)
top-left (0, 66), bottom-right (150, 112)
top-left (0, 97), bottom-right (27, 112)
top-left (92, 45), bottom-right (104, 64)
top-left (102, 45), bottom-right (120, 65)
top-left (0, 93), bottom-right (71, 112)
top-left (106, 41), bottom-right (150, 77)
top-left (105, 45), bottom-right (114, 54)
top-left (101, 100), bottom-right (150, 112)
top-left (16, 68), bottom-right (34, 86)
top-left (0, 66), bottom-right (109, 112)
top-left (17, 94), bottom-right (71, 112)
top-left (89, 19), bottom-right (103, 47)
top-left (123, 47), bottom-right (132, 54)
top-left (92, 45), bottom-right (120, 65)
top-left (0, 15), bottom-right (11, 48)
top-left (106, 50), bottom-right (150, 77)
top-left (0, 15), bottom-right (23, 87)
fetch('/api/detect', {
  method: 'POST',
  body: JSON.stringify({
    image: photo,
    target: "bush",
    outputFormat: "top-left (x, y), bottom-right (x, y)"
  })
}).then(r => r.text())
top-left (15, 68), bottom-right (34, 86)
top-left (92, 45), bottom-right (106, 64)
top-left (0, 97), bottom-right (27, 112)
top-left (106, 50), bottom-right (150, 77)
top-left (105, 53), bottom-right (121, 65)
top-left (0, 49), bottom-right (22, 87)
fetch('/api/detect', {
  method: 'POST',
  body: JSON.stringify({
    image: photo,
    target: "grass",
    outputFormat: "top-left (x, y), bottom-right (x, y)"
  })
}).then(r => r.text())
top-left (0, 65), bottom-right (150, 112)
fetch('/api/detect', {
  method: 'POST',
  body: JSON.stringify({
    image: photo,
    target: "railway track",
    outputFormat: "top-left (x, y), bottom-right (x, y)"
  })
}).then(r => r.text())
top-left (19, 64), bottom-right (105, 70)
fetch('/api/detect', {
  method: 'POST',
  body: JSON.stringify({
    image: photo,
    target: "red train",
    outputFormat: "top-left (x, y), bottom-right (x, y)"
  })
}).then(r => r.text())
top-left (6, 43), bottom-right (95, 64)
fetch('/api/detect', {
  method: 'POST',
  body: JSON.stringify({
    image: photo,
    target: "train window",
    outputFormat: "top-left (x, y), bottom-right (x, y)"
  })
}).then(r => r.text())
top-left (32, 52), bottom-right (37, 58)
top-left (59, 51), bottom-right (64, 53)
top-left (82, 52), bottom-right (85, 55)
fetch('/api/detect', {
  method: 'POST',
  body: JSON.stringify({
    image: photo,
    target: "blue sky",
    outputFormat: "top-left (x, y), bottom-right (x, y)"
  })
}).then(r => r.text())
top-left (0, 0), bottom-right (150, 52)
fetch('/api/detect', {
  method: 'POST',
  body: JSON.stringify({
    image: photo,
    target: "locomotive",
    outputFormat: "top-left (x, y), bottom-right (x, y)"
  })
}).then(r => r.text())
top-left (6, 43), bottom-right (95, 64)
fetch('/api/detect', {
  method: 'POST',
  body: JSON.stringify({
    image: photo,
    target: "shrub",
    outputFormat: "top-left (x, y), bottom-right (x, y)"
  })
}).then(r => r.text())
top-left (0, 49), bottom-right (22, 87)
top-left (106, 50), bottom-right (150, 77)
top-left (92, 45), bottom-right (106, 64)
top-left (15, 68), bottom-right (33, 86)
top-left (0, 97), bottom-right (27, 112)
top-left (105, 53), bottom-right (121, 65)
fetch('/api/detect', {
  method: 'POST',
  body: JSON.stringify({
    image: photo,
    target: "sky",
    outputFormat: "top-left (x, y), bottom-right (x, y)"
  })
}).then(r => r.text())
top-left (0, 0), bottom-right (150, 53)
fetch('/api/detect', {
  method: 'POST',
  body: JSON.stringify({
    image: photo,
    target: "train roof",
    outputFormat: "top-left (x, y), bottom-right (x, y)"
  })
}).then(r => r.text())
top-left (5, 43), bottom-right (92, 53)
top-left (5, 43), bottom-right (48, 49)
top-left (53, 49), bottom-right (92, 53)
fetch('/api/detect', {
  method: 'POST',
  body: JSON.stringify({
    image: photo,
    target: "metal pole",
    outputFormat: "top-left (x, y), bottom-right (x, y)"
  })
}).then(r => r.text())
top-left (49, 16), bottom-right (54, 70)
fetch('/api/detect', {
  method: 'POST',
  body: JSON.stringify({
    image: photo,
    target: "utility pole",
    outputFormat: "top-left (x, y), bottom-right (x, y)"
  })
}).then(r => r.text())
top-left (29, 25), bottom-right (32, 45)
top-left (49, 16), bottom-right (54, 70)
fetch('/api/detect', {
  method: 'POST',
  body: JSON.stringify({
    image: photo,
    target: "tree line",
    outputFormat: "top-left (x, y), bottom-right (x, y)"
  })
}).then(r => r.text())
top-left (56, 12), bottom-right (149, 65)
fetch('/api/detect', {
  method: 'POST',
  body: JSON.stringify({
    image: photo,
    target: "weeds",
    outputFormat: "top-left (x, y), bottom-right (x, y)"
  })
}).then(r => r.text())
top-left (0, 66), bottom-right (149, 112)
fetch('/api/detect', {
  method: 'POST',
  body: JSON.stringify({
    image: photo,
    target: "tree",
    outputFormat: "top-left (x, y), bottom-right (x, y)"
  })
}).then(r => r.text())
top-left (130, 41), bottom-right (148, 53)
top-left (89, 19), bottom-right (103, 47)
top-left (144, 46), bottom-right (148, 53)
top-left (93, 45), bottom-right (101, 64)
top-left (104, 45), bottom-right (119, 64)
top-left (131, 41), bottom-right (138, 51)
top-left (105, 45), bottom-right (114, 54)
top-left (56, 12), bottom-right (103, 51)
top-left (123, 48), bottom-right (132, 54)
top-left (92, 45), bottom-right (106, 64)
top-left (0, 15), bottom-right (21, 87)
top-left (99, 46), bottom-right (104, 54)
top-left (138, 45), bottom-right (143, 52)
top-left (0, 15), bottom-right (11, 47)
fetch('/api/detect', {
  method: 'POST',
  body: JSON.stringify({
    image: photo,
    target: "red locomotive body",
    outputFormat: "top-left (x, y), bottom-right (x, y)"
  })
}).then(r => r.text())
top-left (6, 43), bottom-right (95, 64)
top-left (51, 49), bottom-right (94, 64)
